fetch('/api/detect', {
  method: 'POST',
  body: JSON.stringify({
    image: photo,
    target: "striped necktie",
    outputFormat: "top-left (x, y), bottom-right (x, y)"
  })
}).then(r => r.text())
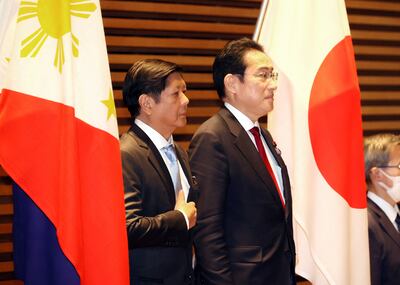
top-left (249, 127), bottom-right (285, 208)
top-left (162, 144), bottom-right (182, 196)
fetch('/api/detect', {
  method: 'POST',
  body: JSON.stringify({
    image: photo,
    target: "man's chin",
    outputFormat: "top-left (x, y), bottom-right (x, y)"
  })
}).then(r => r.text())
top-left (176, 118), bottom-right (187, 128)
top-left (267, 101), bottom-right (274, 111)
top-left (260, 103), bottom-right (274, 115)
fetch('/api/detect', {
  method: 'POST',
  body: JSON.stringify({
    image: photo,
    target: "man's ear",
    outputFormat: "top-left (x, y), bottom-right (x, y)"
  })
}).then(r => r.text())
top-left (224, 74), bottom-right (239, 98)
top-left (138, 94), bottom-right (154, 115)
top-left (370, 167), bottom-right (383, 183)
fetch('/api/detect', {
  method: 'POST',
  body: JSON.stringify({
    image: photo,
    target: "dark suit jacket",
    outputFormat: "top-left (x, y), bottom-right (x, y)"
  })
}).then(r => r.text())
top-left (189, 108), bottom-right (296, 285)
top-left (120, 123), bottom-right (197, 285)
top-left (368, 198), bottom-right (400, 285)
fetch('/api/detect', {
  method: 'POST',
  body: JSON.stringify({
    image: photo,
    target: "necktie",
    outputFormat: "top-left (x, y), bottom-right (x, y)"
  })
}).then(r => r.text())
top-left (162, 144), bottom-right (182, 196)
top-left (395, 213), bottom-right (400, 232)
top-left (249, 127), bottom-right (285, 208)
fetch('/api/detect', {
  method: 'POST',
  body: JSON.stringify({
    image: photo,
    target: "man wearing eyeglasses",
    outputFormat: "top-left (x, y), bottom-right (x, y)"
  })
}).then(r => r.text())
top-left (189, 38), bottom-right (295, 285)
top-left (364, 133), bottom-right (400, 285)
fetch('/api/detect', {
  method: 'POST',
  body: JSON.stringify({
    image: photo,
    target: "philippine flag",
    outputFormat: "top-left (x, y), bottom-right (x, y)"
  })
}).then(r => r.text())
top-left (0, 1), bottom-right (129, 284)
top-left (255, 0), bottom-right (370, 284)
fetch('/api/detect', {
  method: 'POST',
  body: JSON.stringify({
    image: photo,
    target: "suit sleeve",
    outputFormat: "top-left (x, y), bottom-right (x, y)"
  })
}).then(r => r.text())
top-left (368, 216), bottom-right (383, 285)
top-left (121, 148), bottom-right (188, 248)
top-left (189, 131), bottom-right (233, 285)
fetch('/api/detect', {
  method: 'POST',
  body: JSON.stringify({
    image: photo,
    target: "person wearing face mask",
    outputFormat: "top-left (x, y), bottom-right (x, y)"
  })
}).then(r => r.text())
top-left (364, 133), bottom-right (400, 285)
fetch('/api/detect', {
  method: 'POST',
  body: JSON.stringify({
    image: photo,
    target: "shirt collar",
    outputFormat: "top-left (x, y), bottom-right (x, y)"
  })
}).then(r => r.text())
top-left (224, 102), bottom-right (259, 131)
top-left (134, 119), bottom-right (173, 150)
top-left (368, 191), bottom-right (399, 223)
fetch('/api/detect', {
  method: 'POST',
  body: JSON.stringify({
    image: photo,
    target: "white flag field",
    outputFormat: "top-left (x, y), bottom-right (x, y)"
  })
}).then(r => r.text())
top-left (254, 0), bottom-right (370, 284)
top-left (0, 1), bottom-right (129, 284)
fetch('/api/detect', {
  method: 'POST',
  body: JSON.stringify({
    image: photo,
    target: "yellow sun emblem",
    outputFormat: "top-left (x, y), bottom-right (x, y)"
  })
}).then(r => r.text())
top-left (17, 0), bottom-right (97, 73)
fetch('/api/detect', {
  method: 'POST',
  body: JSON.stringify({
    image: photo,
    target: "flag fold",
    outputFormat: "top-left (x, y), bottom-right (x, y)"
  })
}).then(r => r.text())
top-left (0, 0), bottom-right (129, 284)
top-left (255, 0), bottom-right (370, 284)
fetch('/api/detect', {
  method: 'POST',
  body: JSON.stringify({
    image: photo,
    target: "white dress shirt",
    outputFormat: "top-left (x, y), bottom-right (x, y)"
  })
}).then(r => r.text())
top-left (368, 191), bottom-right (400, 232)
top-left (135, 119), bottom-right (190, 227)
top-left (224, 103), bottom-right (285, 203)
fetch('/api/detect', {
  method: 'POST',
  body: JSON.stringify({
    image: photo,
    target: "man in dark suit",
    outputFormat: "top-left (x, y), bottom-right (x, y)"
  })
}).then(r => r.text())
top-left (120, 59), bottom-right (197, 285)
top-left (189, 38), bottom-right (296, 285)
top-left (364, 133), bottom-right (400, 285)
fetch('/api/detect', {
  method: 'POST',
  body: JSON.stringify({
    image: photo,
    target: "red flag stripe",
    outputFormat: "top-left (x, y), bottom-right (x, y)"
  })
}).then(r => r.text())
top-left (0, 89), bottom-right (129, 284)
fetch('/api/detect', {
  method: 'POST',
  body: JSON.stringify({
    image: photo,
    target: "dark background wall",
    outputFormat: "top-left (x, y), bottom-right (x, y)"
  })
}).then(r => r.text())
top-left (0, 0), bottom-right (398, 283)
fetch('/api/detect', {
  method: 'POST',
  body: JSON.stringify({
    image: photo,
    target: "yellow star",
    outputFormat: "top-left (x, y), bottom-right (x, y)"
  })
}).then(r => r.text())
top-left (101, 89), bottom-right (116, 120)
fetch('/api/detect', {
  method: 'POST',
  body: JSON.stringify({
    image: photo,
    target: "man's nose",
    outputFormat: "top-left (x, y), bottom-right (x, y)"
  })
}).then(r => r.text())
top-left (181, 92), bottom-right (189, 105)
top-left (268, 79), bottom-right (278, 91)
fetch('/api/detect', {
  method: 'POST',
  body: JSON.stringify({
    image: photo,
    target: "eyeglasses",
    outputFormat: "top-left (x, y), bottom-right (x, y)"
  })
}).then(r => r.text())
top-left (377, 163), bottom-right (400, 170)
top-left (239, 71), bottom-right (279, 82)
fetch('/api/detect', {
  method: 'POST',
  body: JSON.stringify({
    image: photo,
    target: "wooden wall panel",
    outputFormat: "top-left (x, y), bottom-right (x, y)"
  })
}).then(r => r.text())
top-left (0, 0), bottom-right (398, 282)
top-left (348, 0), bottom-right (400, 135)
top-left (103, 0), bottom-right (262, 148)
top-left (0, 167), bottom-right (13, 282)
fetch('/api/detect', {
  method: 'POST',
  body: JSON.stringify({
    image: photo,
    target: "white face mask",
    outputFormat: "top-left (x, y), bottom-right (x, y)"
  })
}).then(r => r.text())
top-left (378, 169), bottom-right (400, 203)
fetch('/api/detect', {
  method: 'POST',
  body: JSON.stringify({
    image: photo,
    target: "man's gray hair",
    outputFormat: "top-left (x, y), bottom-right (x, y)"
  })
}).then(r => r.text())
top-left (364, 133), bottom-right (400, 186)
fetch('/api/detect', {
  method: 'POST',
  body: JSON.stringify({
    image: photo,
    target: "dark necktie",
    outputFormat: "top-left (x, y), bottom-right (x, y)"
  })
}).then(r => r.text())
top-left (249, 127), bottom-right (285, 208)
top-left (395, 213), bottom-right (400, 232)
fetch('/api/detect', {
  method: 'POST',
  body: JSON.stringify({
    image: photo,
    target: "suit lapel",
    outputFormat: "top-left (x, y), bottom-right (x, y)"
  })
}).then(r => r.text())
top-left (369, 199), bottom-right (400, 248)
top-left (131, 124), bottom-right (176, 205)
top-left (260, 128), bottom-right (284, 167)
top-left (175, 145), bottom-right (190, 183)
top-left (175, 145), bottom-right (197, 202)
top-left (218, 108), bottom-right (283, 206)
top-left (260, 128), bottom-right (291, 217)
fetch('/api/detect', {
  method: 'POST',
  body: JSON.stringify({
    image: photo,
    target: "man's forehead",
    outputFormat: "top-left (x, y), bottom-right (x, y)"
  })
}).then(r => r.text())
top-left (165, 72), bottom-right (186, 89)
top-left (244, 49), bottom-right (273, 69)
top-left (389, 145), bottom-right (400, 160)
